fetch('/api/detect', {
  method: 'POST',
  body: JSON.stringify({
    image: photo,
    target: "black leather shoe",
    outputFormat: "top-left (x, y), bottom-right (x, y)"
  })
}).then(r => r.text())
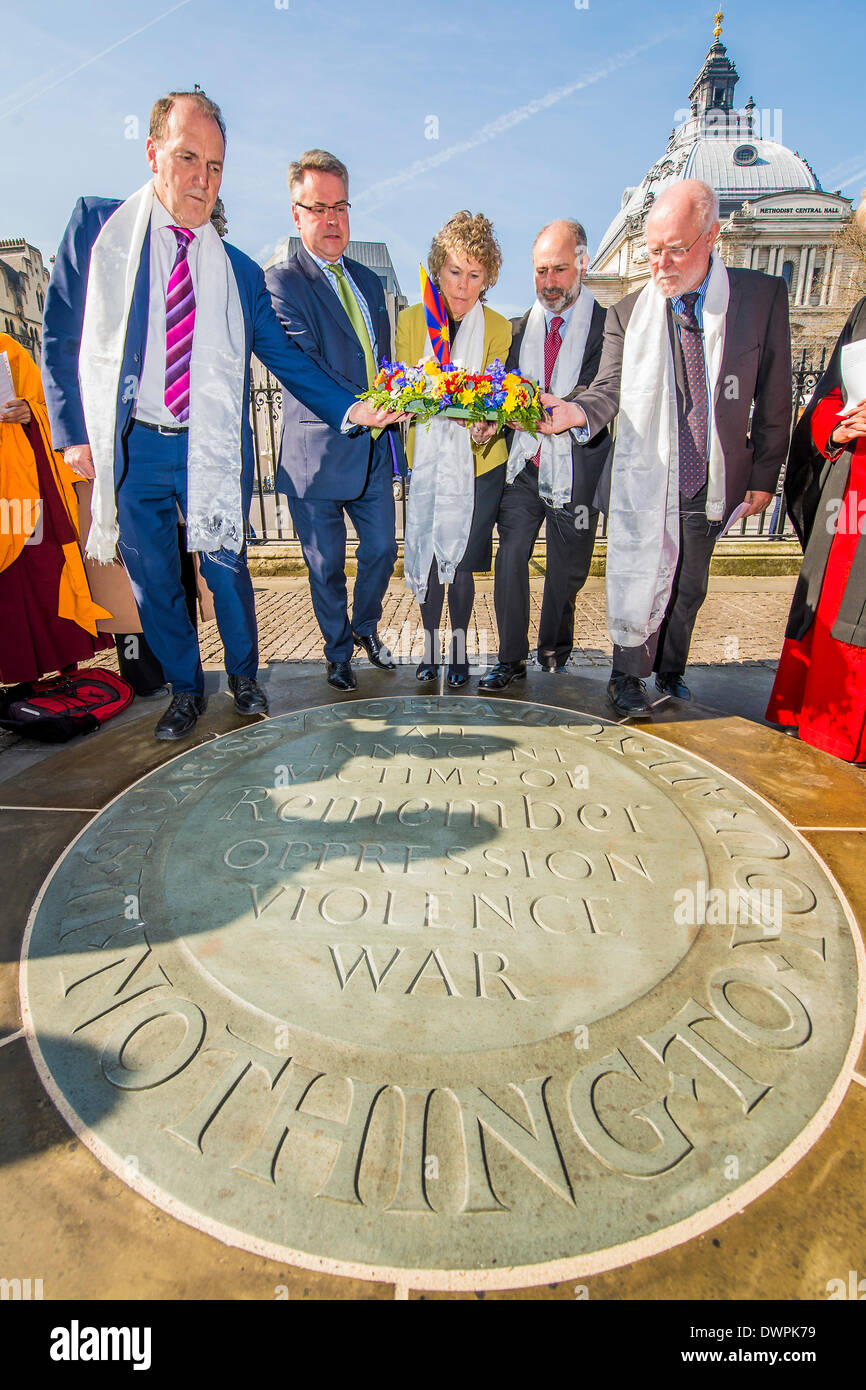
top-left (327, 660), bottom-right (357, 691)
top-left (478, 661), bottom-right (526, 690)
top-left (154, 692), bottom-right (206, 741)
top-left (415, 663), bottom-right (439, 682)
top-left (607, 674), bottom-right (652, 717)
top-left (655, 672), bottom-right (692, 701)
top-left (353, 630), bottom-right (396, 669)
top-left (539, 655), bottom-right (568, 673)
top-left (447, 667), bottom-right (469, 688)
top-left (228, 674), bottom-right (269, 715)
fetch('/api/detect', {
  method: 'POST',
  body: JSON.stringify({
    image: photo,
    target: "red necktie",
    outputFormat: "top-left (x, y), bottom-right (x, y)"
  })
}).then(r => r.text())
top-left (530, 315), bottom-right (564, 468)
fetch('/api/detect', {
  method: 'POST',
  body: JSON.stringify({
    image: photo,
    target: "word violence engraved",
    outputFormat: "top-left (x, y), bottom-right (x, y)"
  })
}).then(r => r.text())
top-left (22, 698), bottom-right (863, 1287)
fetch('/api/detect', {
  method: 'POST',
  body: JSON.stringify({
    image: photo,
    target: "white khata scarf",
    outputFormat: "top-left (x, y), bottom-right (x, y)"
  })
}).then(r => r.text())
top-left (78, 180), bottom-right (246, 562)
top-left (403, 298), bottom-right (486, 600)
top-left (506, 288), bottom-right (595, 509)
top-left (606, 255), bottom-right (729, 647)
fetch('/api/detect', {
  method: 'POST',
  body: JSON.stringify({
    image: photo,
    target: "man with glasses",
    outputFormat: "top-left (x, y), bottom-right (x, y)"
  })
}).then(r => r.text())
top-left (266, 149), bottom-right (405, 691)
top-left (539, 179), bottom-right (791, 716)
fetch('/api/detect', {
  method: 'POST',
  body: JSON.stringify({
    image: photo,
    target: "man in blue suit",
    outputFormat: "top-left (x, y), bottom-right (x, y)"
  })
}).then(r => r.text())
top-left (265, 150), bottom-right (406, 691)
top-left (41, 95), bottom-right (399, 738)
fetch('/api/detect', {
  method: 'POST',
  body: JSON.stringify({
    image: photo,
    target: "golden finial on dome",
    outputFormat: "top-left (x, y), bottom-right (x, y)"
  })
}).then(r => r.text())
top-left (713, 10), bottom-right (724, 39)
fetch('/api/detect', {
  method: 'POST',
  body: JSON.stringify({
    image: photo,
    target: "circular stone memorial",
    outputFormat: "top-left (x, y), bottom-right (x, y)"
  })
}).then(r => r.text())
top-left (21, 697), bottom-right (865, 1290)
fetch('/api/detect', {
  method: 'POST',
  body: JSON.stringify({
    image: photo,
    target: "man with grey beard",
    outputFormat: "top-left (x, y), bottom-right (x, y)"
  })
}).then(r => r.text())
top-left (480, 220), bottom-right (610, 689)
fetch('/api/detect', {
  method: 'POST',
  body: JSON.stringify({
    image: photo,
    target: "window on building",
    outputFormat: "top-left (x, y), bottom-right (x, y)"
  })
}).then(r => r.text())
top-left (809, 263), bottom-right (824, 306)
top-left (781, 260), bottom-right (794, 289)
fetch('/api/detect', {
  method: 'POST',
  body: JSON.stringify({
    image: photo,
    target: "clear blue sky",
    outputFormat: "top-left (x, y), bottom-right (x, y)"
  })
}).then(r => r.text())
top-left (2, 0), bottom-right (864, 317)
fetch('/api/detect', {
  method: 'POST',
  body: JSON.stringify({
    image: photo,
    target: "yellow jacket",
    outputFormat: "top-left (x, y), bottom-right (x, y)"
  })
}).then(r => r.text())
top-left (395, 302), bottom-right (512, 476)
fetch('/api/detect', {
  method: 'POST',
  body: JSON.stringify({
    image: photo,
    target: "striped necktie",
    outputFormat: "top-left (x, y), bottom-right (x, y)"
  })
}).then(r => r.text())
top-left (677, 291), bottom-right (708, 498)
top-left (165, 226), bottom-right (196, 422)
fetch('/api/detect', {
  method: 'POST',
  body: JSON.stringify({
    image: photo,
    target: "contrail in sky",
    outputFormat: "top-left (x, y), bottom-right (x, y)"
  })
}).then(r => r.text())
top-left (352, 34), bottom-right (675, 214)
top-left (822, 151), bottom-right (866, 185)
top-left (0, 0), bottom-right (193, 122)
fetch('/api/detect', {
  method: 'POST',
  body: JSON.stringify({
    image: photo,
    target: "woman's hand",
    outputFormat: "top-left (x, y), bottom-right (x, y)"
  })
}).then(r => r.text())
top-left (469, 420), bottom-right (497, 445)
top-left (0, 398), bottom-right (31, 426)
top-left (830, 402), bottom-right (866, 447)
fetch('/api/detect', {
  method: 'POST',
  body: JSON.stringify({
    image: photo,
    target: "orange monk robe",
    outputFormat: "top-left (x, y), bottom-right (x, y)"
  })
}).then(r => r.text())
top-left (0, 334), bottom-right (111, 635)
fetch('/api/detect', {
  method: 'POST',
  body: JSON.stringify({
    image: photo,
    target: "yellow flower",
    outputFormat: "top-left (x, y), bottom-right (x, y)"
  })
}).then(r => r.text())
top-left (502, 373), bottom-right (522, 391)
top-left (423, 359), bottom-right (442, 376)
top-left (459, 388), bottom-right (477, 405)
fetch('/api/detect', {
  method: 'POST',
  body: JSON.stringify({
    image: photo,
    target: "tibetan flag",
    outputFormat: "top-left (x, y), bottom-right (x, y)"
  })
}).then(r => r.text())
top-left (420, 263), bottom-right (451, 366)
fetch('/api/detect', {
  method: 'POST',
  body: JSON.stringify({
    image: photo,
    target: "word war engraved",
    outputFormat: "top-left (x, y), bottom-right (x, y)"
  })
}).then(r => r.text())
top-left (22, 698), bottom-right (863, 1288)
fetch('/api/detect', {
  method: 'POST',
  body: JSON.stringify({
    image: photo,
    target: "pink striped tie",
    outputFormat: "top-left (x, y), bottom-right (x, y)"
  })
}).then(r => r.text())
top-left (165, 226), bottom-right (195, 422)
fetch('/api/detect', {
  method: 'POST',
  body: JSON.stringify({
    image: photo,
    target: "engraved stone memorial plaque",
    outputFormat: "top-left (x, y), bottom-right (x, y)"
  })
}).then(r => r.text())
top-left (22, 699), bottom-right (865, 1290)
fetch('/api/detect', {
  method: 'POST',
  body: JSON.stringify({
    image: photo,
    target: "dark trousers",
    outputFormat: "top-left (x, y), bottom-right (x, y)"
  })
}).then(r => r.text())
top-left (288, 436), bottom-right (397, 663)
top-left (494, 465), bottom-right (599, 665)
top-left (613, 490), bottom-right (723, 678)
top-left (418, 566), bottom-right (475, 671)
top-left (115, 423), bottom-right (258, 697)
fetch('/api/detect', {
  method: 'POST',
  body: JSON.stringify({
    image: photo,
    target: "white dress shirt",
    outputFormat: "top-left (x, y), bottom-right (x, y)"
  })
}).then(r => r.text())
top-left (301, 239), bottom-right (375, 434)
top-left (135, 197), bottom-right (204, 426)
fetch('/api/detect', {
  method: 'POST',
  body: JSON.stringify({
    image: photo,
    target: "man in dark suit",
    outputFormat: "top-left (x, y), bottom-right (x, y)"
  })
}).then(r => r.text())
top-left (480, 220), bottom-right (610, 689)
top-left (265, 150), bottom-right (406, 692)
top-left (41, 95), bottom-right (397, 740)
top-left (540, 179), bottom-right (792, 716)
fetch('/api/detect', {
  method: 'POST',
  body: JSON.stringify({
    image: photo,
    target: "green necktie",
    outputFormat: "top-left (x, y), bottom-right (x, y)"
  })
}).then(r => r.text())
top-left (328, 263), bottom-right (376, 388)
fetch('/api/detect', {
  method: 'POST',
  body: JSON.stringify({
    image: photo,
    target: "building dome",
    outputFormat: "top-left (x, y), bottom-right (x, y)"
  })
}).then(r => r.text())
top-left (591, 17), bottom-right (821, 267)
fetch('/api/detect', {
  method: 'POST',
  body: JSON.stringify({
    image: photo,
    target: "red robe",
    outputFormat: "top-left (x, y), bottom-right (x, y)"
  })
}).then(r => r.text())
top-left (766, 388), bottom-right (866, 762)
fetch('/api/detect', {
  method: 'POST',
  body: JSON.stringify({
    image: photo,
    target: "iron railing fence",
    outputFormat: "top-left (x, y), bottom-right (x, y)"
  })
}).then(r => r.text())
top-left (247, 352), bottom-right (829, 548)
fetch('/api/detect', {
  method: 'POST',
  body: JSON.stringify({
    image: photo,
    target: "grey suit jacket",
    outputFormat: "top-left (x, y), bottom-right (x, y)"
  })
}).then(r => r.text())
top-left (506, 297), bottom-right (611, 506)
top-left (580, 267), bottom-right (792, 521)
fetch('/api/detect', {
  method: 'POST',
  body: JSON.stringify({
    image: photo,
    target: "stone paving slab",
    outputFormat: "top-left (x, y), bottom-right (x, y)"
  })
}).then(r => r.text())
top-left (1, 664), bottom-right (864, 1301)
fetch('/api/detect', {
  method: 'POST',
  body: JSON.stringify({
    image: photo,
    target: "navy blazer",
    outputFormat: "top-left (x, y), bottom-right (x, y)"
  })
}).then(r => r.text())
top-left (265, 244), bottom-right (406, 501)
top-left (41, 196), bottom-right (358, 517)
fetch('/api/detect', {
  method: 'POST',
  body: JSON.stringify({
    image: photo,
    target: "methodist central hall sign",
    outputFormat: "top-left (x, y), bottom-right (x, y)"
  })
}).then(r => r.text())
top-left (22, 698), bottom-right (863, 1290)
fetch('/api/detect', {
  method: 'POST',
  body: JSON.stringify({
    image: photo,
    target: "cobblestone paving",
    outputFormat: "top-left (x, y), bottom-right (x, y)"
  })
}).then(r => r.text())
top-left (0, 576), bottom-right (794, 757)
top-left (201, 576), bottom-right (792, 670)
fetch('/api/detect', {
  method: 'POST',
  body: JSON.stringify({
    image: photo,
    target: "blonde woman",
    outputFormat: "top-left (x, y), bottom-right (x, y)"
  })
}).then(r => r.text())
top-left (396, 211), bottom-right (510, 686)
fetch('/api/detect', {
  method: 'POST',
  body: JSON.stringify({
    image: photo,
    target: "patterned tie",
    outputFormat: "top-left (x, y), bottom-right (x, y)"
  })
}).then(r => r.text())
top-left (165, 227), bottom-right (196, 423)
top-left (677, 291), bottom-right (708, 498)
top-left (530, 314), bottom-right (564, 467)
top-left (328, 263), bottom-right (376, 387)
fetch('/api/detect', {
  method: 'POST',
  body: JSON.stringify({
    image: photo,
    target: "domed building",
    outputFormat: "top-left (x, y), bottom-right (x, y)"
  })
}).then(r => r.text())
top-left (585, 13), bottom-right (859, 356)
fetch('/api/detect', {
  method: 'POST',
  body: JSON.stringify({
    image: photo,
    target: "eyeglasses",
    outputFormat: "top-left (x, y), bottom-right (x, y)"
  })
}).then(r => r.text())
top-left (647, 234), bottom-right (705, 261)
top-left (293, 201), bottom-right (351, 218)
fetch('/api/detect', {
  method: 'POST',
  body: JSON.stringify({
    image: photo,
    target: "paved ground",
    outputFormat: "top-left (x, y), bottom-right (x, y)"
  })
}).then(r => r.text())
top-left (218, 573), bottom-right (795, 671)
top-left (1, 574), bottom-right (795, 771)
